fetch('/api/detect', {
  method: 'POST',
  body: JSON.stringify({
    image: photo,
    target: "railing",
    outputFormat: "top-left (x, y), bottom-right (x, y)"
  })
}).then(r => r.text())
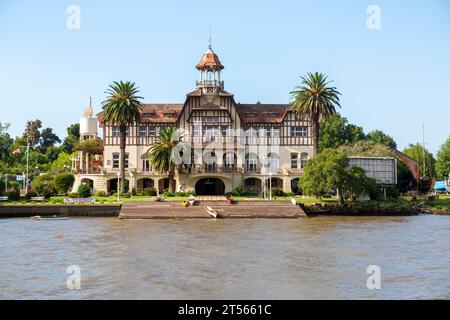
top-left (196, 80), bottom-right (224, 88)
top-left (74, 169), bottom-right (103, 175)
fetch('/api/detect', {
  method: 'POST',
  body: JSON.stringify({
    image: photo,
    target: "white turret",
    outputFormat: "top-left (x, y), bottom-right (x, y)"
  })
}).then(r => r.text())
top-left (80, 97), bottom-right (98, 141)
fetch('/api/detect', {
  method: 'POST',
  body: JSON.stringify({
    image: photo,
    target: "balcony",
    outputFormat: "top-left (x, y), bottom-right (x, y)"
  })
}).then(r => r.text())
top-left (185, 165), bottom-right (241, 174)
top-left (196, 80), bottom-right (224, 89)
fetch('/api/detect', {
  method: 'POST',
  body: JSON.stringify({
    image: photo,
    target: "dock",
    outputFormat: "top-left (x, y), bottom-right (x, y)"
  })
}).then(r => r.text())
top-left (119, 199), bottom-right (307, 219)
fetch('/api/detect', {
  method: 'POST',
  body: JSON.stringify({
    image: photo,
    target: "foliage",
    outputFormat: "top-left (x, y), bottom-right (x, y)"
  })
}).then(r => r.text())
top-left (96, 190), bottom-right (107, 197)
top-left (31, 174), bottom-right (57, 198)
top-left (143, 187), bottom-right (157, 196)
top-left (23, 119), bottom-right (42, 147)
top-left (0, 122), bottom-right (13, 162)
top-left (61, 123), bottom-right (80, 154)
top-left (102, 81), bottom-right (144, 194)
top-left (147, 126), bottom-right (184, 193)
top-left (77, 184), bottom-right (92, 198)
top-left (39, 128), bottom-right (61, 152)
top-left (366, 130), bottom-right (397, 149)
top-left (8, 189), bottom-right (21, 201)
top-left (75, 139), bottom-right (103, 149)
top-left (54, 173), bottom-right (75, 194)
top-left (271, 188), bottom-right (285, 197)
top-left (436, 136), bottom-right (450, 180)
top-left (68, 192), bottom-right (78, 198)
top-left (318, 113), bottom-right (365, 153)
top-left (403, 143), bottom-right (436, 177)
top-left (50, 152), bottom-right (73, 173)
top-left (299, 149), bottom-right (375, 204)
top-left (290, 72), bottom-right (341, 155)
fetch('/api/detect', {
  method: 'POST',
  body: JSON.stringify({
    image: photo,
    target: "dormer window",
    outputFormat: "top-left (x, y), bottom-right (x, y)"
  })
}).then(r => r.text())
top-left (143, 112), bottom-right (157, 118)
top-left (163, 113), bottom-right (175, 118)
top-left (245, 112), bottom-right (257, 118)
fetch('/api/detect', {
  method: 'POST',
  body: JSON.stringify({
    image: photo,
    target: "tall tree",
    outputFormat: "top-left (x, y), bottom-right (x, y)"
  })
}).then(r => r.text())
top-left (290, 72), bottom-right (341, 156)
top-left (102, 81), bottom-right (144, 194)
top-left (436, 136), bottom-right (450, 180)
top-left (318, 113), bottom-right (365, 153)
top-left (61, 123), bottom-right (80, 153)
top-left (0, 122), bottom-right (13, 162)
top-left (366, 130), bottom-right (397, 149)
top-left (147, 127), bottom-right (184, 193)
top-left (403, 143), bottom-right (436, 177)
top-left (23, 119), bottom-right (42, 147)
top-left (39, 128), bottom-right (61, 152)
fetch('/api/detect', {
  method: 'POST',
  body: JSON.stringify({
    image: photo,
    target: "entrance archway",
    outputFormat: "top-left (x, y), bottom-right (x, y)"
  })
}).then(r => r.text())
top-left (195, 178), bottom-right (225, 196)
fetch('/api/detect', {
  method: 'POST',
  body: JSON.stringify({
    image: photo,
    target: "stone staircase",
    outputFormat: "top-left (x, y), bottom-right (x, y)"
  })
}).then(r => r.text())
top-left (119, 200), bottom-right (307, 219)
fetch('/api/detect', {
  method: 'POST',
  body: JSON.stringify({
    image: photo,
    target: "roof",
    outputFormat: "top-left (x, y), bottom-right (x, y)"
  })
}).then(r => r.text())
top-left (235, 103), bottom-right (290, 124)
top-left (97, 104), bottom-right (184, 125)
top-left (196, 48), bottom-right (224, 71)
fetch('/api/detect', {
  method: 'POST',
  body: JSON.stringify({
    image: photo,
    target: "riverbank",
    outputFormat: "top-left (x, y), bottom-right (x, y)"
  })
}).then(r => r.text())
top-left (0, 204), bottom-right (121, 218)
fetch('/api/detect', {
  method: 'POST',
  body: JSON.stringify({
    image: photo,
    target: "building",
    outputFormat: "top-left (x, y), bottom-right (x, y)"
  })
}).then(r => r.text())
top-left (72, 44), bottom-right (315, 195)
top-left (349, 157), bottom-right (397, 186)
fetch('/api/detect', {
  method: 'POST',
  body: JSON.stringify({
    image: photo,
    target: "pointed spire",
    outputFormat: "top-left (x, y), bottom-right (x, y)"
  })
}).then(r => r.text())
top-left (209, 26), bottom-right (212, 50)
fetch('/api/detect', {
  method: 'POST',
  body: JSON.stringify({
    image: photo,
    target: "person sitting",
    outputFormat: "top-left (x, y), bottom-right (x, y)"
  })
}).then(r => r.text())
top-left (226, 194), bottom-right (236, 204)
top-left (188, 195), bottom-right (196, 207)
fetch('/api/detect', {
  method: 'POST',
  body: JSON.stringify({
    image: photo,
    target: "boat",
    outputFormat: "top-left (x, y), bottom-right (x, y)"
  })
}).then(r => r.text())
top-left (30, 215), bottom-right (70, 221)
top-left (205, 206), bottom-right (218, 218)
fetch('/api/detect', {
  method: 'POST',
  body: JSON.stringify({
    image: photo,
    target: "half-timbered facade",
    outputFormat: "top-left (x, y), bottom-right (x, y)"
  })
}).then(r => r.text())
top-left (73, 45), bottom-right (314, 195)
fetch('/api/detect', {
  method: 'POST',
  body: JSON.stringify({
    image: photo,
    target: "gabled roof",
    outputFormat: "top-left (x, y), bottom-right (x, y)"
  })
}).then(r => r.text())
top-left (235, 103), bottom-right (291, 124)
top-left (97, 103), bottom-right (184, 126)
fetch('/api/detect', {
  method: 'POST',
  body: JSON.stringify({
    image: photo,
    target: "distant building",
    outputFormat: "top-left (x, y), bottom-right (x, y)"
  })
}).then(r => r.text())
top-left (349, 157), bottom-right (397, 186)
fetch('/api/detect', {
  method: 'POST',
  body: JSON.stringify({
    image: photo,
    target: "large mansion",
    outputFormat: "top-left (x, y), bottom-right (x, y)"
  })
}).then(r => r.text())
top-left (72, 45), bottom-right (315, 195)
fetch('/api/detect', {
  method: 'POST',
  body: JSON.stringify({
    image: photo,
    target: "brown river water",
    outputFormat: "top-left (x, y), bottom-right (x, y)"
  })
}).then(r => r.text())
top-left (0, 216), bottom-right (449, 300)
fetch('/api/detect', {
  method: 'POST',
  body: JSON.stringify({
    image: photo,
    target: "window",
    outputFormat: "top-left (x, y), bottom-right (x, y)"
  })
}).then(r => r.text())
top-left (291, 126), bottom-right (308, 137)
top-left (267, 153), bottom-right (280, 173)
top-left (143, 113), bottom-right (157, 118)
top-left (163, 113), bottom-right (175, 118)
top-left (192, 126), bottom-right (200, 137)
top-left (142, 158), bottom-right (151, 172)
top-left (291, 153), bottom-right (298, 169)
top-left (112, 154), bottom-right (119, 169)
top-left (139, 126), bottom-right (147, 137)
top-left (221, 126), bottom-right (229, 137)
top-left (300, 153), bottom-right (308, 169)
top-left (112, 154), bottom-right (129, 169)
top-left (246, 154), bottom-right (258, 172)
top-left (224, 152), bottom-right (235, 168)
top-left (148, 126), bottom-right (156, 136)
top-left (112, 126), bottom-right (120, 137)
top-left (203, 117), bottom-right (219, 124)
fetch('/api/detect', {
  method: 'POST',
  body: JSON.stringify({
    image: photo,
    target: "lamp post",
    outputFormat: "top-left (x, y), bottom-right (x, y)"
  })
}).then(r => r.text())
top-left (117, 171), bottom-right (120, 202)
top-left (269, 172), bottom-right (273, 201)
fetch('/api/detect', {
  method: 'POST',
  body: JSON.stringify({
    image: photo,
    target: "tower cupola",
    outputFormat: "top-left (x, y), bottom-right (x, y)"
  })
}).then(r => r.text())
top-left (196, 41), bottom-right (225, 94)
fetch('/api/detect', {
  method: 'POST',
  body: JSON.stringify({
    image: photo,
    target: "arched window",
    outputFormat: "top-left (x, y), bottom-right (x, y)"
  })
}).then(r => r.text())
top-left (245, 153), bottom-right (258, 172)
top-left (223, 152), bottom-right (236, 169)
top-left (267, 153), bottom-right (280, 173)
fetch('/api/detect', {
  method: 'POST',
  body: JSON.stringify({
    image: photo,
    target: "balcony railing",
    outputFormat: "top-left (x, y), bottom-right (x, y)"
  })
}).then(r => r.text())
top-left (196, 80), bottom-right (224, 88)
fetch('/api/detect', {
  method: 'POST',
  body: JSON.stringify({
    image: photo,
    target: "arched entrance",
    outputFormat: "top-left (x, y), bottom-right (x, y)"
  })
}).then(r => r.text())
top-left (137, 178), bottom-right (154, 191)
top-left (195, 178), bottom-right (225, 196)
top-left (291, 178), bottom-right (301, 195)
top-left (107, 178), bottom-right (129, 195)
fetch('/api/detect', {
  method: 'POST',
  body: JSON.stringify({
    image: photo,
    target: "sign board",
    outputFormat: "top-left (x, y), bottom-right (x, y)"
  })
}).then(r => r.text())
top-left (64, 198), bottom-right (96, 204)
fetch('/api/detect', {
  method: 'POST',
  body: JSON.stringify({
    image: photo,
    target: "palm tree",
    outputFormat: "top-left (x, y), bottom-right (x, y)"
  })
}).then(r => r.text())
top-left (290, 72), bottom-right (341, 156)
top-left (102, 81), bottom-right (144, 194)
top-left (147, 126), bottom-right (184, 193)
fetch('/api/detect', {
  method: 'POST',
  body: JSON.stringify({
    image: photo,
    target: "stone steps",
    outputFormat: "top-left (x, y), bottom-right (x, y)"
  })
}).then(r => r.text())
top-left (119, 201), bottom-right (306, 219)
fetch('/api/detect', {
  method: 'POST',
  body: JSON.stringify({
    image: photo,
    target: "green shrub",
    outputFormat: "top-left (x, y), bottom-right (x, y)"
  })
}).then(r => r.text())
top-left (143, 187), bottom-right (157, 196)
top-left (77, 184), bottom-right (91, 198)
top-left (163, 191), bottom-right (175, 197)
top-left (8, 190), bottom-right (21, 201)
top-left (31, 174), bottom-right (57, 198)
top-left (122, 192), bottom-right (131, 199)
top-left (54, 173), bottom-right (75, 194)
top-left (68, 192), bottom-right (78, 198)
top-left (25, 191), bottom-right (38, 200)
top-left (95, 190), bottom-right (107, 197)
top-left (271, 188), bottom-right (285, 197)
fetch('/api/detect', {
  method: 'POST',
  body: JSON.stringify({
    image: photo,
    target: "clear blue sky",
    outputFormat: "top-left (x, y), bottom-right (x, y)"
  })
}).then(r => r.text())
top-left (0, 0), bottom-right (449, 153)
